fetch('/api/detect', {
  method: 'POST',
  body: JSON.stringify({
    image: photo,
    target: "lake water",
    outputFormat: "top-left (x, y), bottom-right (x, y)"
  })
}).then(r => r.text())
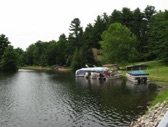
top-left (0, 69), bottom-right (159, 127)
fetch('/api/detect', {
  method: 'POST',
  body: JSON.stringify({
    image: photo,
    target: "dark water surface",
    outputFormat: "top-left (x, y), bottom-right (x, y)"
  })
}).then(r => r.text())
top-left (0, 69), bottom-right (159, 127)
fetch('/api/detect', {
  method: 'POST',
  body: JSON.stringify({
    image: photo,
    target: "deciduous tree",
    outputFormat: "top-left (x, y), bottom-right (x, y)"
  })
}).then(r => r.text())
top-left (100, 23), bottom-right (138, 66)
top-left (0, 46), bottom-right (18, 71)
top-left (0, 34), bottom-right (10, 57)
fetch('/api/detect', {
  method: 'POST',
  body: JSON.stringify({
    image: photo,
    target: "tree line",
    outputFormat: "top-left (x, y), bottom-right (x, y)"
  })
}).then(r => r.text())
top-left (0, 5), bottom-right (168, 71)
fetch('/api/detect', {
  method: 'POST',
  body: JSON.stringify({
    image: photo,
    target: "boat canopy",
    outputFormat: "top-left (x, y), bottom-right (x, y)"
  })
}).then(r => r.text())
top-left (78, 67), bottom-right (109, 72)
top-left (127, 70), bottom-right (149, 76)
top-left (76, 67), bottom-right (110, 74)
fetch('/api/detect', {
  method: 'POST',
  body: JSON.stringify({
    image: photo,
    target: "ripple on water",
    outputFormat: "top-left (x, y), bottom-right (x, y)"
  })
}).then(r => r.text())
top-left (0, 71), bottom-right (159, 127)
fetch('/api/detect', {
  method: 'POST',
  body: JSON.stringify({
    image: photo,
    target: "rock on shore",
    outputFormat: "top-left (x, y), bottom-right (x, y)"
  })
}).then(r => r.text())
top-left (129, 100), bottom-right (168, 127)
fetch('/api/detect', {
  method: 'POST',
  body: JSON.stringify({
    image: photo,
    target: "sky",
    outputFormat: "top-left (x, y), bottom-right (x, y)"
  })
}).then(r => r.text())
top-left (0, 0), bottom-right (167, 50)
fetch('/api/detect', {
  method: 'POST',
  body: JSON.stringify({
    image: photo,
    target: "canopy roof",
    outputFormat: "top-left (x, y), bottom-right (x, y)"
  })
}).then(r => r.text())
top-left (126, 64), bottom-right (149, 70)
top-left (76, 67), bottom-right (110, 73)
top-left (128, 70), bottom-right (149, 75)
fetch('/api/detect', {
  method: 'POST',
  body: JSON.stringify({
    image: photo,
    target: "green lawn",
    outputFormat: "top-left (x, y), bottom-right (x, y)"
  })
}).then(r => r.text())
top-left (141, 60), bottom-right (168, 83)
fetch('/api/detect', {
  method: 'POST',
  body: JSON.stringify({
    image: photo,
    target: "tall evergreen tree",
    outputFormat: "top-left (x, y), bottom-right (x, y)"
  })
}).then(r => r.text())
top-left (83, 23), bottom-right (95, 48)
top-left (56, 34), bottom-right (68, 65)
top-left (121, 7), bottom-right (133, 28)
top-left (147, 10), bottom-right (168, 62)
top-left (138, 5), bottom-right (156, 61)
top-left (69, 18), bottom-right (83, 49)
top-left (109, 9), bottom-right (123, 24)
top-left (92, 15), bottom-right (107, 49)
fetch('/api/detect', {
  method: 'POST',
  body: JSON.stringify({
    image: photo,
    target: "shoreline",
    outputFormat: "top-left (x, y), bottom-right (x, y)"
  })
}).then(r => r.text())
top-left (129, 99), bottom-right (168, 127)
top-left (129, 81), bottom-right (168, 127)
top-left (20, 66), bottom-right (72, 71)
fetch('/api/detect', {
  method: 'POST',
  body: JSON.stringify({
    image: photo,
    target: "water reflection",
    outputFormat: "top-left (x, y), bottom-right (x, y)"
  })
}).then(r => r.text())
top-left (75, 77), bottom-right (158, 120)
top-left (76, 77), bottom-right (154, 94)
top-left (0, 70), bottom-right (159, 127)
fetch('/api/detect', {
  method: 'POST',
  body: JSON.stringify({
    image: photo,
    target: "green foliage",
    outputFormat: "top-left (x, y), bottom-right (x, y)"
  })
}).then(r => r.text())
top-left (144, 5), bottom-right (156, 21)
top-left (69, 18), bottom-right (83, 49)
top-left (55, 34), bottom-right (68, 65)
top-left (0, 34), bottom-right (10, 57)
top-left (108, 6), bottom-right (156, 61)
top-left (0, 46), bottom-right (19, 71)
top-left (138, 5), bottom-right (156, 61)
top-left (45, 41), bottom-right (57, 66)
top-left (15, 48), bottom-right (24, 66)
top-left (82, 24), bottom-right (95, 48)
top-left (71, 49), bottom-right (84, 70)
top-left (91, 15), bottom-right (107, 49)
top-left (69, 18), bottom-right (82, 38)
top-left (152, 89), bottom-right (168, 106)
top-left (147, 10), bottom-right (168, 62)
top-left (23, 44), bottom-right (35, 65)
top-left (100, 23), bottom-right (138, 66)
top-left (109, 9), bottom-right (123, 24)
top-left (71, 46), bottom-right (95, 70)
top-left (23, 41), bottom-right (49, 66)
top-left (121, 7), bottom-right (133, 28)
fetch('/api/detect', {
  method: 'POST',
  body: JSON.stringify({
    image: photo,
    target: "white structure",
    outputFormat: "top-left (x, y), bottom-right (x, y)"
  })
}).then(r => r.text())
top-left (126, 70), bottom-right (149, 84)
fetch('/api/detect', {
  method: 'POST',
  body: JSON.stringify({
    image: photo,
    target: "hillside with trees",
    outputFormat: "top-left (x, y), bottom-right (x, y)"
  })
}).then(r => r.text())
top-left (0, 5), bottom-right (168, 71)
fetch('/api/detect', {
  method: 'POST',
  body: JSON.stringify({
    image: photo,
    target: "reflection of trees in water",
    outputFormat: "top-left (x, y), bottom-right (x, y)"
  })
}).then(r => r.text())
top-left (76, 77), bottom-right (124, 91)
top-left (75, 77), bottom-right (159, 126)
top-left (126, 80), bottom-right (158, 94)
top-left (126, 80), bottom-right (149, 93)
top-left (75, 77), bottom-right (89, 88)
top-left (76, 77), bottom-right (158, 97)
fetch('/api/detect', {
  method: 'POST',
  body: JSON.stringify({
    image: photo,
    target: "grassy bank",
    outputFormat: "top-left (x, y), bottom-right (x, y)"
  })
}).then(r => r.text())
top-left (151, 89), bottom-right (168, 106)
top-left (21, 66), bottom-right (52, 70)
top-left (21, 66), bottom-right (72, 71)
top-left (145, 60), bottom-right (168, 83)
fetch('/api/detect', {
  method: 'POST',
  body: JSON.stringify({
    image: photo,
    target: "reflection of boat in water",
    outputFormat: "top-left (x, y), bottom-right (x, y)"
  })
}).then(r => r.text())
top-left (75, 64), bottom-right (122, 80)
top-left (126, 80), bottom-right (148, 92)
top-left (75, 77), bottom-right (90, 88)
top-left (76, 76), bottom-right (123, 89)
top-left (126, 80), bottom-right (158, 94)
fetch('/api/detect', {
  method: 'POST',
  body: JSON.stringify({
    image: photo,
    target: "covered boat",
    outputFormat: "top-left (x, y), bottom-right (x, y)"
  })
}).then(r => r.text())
top-left (75, 67), bottom-right (110, 77)
top-left (75, 65), bottom-right (122, 80)
top-left (126, 70), bottom-right (149, 84)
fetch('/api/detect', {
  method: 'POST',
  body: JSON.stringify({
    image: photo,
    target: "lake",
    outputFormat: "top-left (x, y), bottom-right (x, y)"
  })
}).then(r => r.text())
top-left (0, 69), bottom-right (159, 127)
